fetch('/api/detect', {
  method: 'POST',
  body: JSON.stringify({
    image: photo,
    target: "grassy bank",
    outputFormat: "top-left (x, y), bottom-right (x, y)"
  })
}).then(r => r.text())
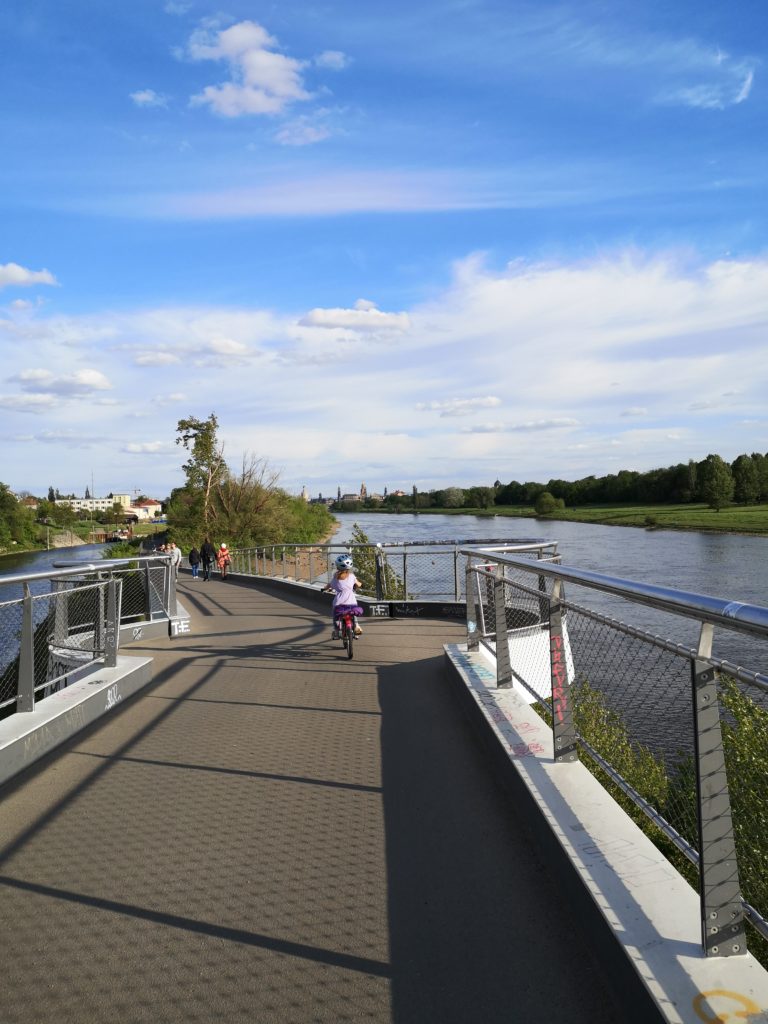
top-left (347, 503), bottom-right (768, 535)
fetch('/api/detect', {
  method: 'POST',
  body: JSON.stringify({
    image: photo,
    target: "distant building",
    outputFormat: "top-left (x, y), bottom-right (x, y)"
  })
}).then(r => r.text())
top-left (55, 493), bottom-right (132, 513)
top-left (131, 499), bottom-right (163, 520)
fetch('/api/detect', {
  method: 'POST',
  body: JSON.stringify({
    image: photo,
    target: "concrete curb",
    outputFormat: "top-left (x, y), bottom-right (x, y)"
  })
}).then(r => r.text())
top-left (444, 642), bottom-right (768, 1024)
top-left (0, 656), bottom-right (153, 788)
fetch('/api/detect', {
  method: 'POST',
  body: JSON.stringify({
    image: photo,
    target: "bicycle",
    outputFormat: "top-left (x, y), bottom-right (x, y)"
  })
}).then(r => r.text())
top-left (338, 608), bottom-right (357, 659)
top-left (321, 586), bottom-right (362, 659)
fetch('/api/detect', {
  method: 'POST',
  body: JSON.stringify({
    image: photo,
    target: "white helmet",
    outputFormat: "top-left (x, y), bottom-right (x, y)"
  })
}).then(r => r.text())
top-left (335, 554), bottom-right (353, 570)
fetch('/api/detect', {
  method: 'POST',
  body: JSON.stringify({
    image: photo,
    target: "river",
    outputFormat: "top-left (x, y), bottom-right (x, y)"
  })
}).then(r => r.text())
top-left (333, 512), bottom-right (768, 607)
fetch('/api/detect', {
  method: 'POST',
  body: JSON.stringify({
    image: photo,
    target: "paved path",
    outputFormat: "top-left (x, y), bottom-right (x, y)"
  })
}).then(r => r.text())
top-left (0, 576), bottom-right (624, 1023)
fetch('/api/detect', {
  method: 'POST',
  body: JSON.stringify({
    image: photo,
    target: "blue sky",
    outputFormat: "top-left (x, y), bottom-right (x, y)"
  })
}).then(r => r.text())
top-left (2, 0), bottom-right (767, 500)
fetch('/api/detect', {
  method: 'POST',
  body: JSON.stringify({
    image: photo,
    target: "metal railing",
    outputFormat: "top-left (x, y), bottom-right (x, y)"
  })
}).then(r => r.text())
top-left (216, 539), bottom-right (559, 603)
top-left (0, 555), bottom-right (176, 718)
top-left (463, 548), bottom-right (768, 958)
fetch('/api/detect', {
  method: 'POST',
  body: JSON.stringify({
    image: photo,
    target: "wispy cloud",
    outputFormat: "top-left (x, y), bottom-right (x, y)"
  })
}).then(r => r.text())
top-left (461, 418), bottom-right (580, 434)
top-left (11, 368), bottom-right (112, 396)
top-left (130, 89), bottom-right (169, 108)
top-left (416, 396), bottom-right (501, 417)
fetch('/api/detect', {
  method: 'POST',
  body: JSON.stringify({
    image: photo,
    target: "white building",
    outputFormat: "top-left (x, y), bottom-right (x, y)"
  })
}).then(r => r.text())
top-left (55, 494), bottom-right (132, 513)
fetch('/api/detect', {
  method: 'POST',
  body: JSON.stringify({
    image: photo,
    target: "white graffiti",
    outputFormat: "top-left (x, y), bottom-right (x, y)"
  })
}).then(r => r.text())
top-left (105, 685), bottom-right (122, 711)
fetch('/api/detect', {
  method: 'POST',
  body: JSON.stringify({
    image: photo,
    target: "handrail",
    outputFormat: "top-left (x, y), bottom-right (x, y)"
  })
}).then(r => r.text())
top-left (464, 548), bottom-right (768, 639)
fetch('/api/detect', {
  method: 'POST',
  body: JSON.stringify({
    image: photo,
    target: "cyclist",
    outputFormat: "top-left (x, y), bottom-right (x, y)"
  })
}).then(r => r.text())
top-left (323, 554), bottom-right (363, 639)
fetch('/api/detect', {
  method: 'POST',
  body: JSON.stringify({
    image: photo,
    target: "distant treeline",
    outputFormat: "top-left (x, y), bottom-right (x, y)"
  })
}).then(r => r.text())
top-left (334, 452), bottom-right (768, 512)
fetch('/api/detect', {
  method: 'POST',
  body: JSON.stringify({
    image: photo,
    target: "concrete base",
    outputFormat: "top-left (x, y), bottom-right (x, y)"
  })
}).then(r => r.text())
top-left (444, 642), bottom-right (768, 1024)
top-left (0, 656), bottom-right (153, 788)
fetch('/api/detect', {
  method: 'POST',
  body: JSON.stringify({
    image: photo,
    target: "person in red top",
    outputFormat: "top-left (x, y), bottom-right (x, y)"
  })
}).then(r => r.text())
top-left (216, 542), bottom-right (232, 579)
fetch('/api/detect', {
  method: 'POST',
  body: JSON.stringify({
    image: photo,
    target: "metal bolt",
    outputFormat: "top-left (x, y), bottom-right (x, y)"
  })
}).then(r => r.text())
top-left (710, 912), bottom-right (718, 919)
top-left (711, 946), bottom-right (719, 955)
top-left (710, 927), bottom-right (719, 935)
top-left (731, 925), bottom-right (739, 933)
top-left (732, 944), bottom-right (741, 953)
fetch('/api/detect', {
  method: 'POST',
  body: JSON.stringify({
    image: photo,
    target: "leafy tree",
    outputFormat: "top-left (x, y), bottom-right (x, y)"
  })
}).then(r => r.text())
top-left (442, 486), bottom-right (465, 508)
top-left (174, 413), bottom-right (227, 531)
top-left (698, 454), bottom-right (734, 511)
top-left (732, 454), bottom-right (759, 504)
top-left (47, 485), bottom-right (55, 503)
top-left (752, 453), bottom-right (768, 502)
top-left (535, 491), bottom-right (564, 515)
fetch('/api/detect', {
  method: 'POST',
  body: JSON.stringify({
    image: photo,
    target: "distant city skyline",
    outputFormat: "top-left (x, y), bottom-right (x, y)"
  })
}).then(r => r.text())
top-left (2, 1), bottom-right (767, 496)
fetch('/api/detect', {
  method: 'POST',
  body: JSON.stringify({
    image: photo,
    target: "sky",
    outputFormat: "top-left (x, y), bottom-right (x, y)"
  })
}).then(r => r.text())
top-left (2, 0), bottom-right (768, 501)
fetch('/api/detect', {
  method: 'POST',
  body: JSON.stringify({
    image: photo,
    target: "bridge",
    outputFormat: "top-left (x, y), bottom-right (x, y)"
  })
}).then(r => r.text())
top-left (1, 551), bottom-right (768, 1023)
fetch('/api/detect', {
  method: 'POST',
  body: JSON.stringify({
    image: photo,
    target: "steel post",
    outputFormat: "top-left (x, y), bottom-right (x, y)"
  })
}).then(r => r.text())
top-left (105, 577), bottom-right (119, 668)
top-left (375, 549), bottom-right (384, 599)
top-left (465, 563), bottom-right (479, 651)
top-left (18, 583), bottom-right (35, 712)
top-left (494, 566), bottom-right (513, 688)
top-left (692, 623), bottom-right (747, 957)
top-left (549, 581), bottom-right (578, 763)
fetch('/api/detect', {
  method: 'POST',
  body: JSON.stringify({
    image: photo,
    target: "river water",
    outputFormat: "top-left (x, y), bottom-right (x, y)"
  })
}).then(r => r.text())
top-left (333, 512), bottom-right (768, 607)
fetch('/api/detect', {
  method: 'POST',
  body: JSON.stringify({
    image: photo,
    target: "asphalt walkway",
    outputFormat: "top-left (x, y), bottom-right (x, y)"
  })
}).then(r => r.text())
top-left (0, 575), bottom-right (625, 1023)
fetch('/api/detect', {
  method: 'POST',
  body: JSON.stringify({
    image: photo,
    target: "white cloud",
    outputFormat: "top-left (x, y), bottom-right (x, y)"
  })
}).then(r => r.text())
top-left (314, 50), bottom-right (349, 70)
top-left (299, 301), bottom-right (410, 332)
top-left (0, 263), bottom-right (58, 290)
top-left (0, 394), bottom-right (57, 411)
top-left (417, 396), bottom-right (502, 417)
top-left (621, 407), bottom-right (648, 417)
top-left (134, 351), bottom-right (181, 366)
top-left (274, 114), bottom-right (332, 146)
top-left (188, 20), bottom-right (312, 117)
top-left (9, 299), bottom-right (33, 311)
top-left (461, 418), bottom-right (580, 433)
top-left (123, 442), bottom-right (174, 454)
top-left (130, 89), bottom-right (169, 108)
top-left (12, 368), bottom-right (112, 395)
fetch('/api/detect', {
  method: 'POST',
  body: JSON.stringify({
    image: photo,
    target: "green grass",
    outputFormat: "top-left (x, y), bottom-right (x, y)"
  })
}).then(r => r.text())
top-left (371, 503), bottom-right (768, 535)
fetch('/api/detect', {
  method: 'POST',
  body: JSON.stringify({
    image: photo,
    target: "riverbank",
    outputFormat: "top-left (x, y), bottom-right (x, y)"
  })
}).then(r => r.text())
top-left (335, 503), bottom-right (768, 536)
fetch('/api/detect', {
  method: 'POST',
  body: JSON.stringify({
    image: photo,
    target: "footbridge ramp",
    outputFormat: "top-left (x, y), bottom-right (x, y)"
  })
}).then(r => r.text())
top-left (0, 575), bottom-right (626, 1023)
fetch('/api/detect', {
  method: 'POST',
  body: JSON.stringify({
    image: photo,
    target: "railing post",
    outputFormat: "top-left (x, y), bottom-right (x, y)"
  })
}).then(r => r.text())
top-left (402, 552), bottom-right (407, 598)
top-left (494, 564), bottom-right (513, 688)
top-left (692, 622), bottom-right (746, 957)
top-left (282, 548), bottom-right (287, 577)
top-left (375, 548), bottom-right (385, 600)
top-left (105, 577), bottom-right (119, 668)
top-left (465, 562), bottom-right (479, 651)
top-left (18, 582), bottom-right (36, 712)
top-left (549, 581), bottom-right (578, 763)
top-left (454, 547), bottom-right (460, 601)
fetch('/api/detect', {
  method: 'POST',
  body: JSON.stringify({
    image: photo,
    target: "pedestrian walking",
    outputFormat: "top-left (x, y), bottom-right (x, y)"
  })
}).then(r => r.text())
top-left (216, 542), bottom-right (231, 579)
top-left (200, 536), bottom-right (216, 581)
top-left (188, 546), bottom-right (200, 579)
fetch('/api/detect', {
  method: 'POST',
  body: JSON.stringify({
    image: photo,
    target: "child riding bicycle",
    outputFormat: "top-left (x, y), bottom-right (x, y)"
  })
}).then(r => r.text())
top-left (322, 554), bottom-right (364, 638)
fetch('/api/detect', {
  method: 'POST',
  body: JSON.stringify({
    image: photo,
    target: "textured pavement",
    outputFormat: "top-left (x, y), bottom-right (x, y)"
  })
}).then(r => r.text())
top-left (0, 575), bottom-right (624, 1023)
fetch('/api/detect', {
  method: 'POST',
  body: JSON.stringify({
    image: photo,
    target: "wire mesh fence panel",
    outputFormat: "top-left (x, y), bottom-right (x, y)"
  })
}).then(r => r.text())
top-left (146, 565), bottom-right (167, 618)
top-left (717, 674), bottom-right (768, 938)
top-left (110, 568), bottom-right (146, 622)
top-left (0, 598), bottom-right (21, 712)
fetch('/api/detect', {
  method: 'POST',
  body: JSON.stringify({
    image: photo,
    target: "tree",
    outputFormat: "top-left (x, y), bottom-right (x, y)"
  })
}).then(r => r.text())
top-left (732, 454), bottom-right (759, 504)
top-left (47, 485), bottom-right (55, 503)
top-left (535, 491), bottom-right (563, 515)
top-left (698, 454), bottom-right (734, 511)
top-left (752, 453), bottom-right (768, 502)
top-left (442, 487), bottom-right (465, 508)
top-left (174, 413), bottom-right (227, 530)
top-left (213, 454), bottom-right (282, 544)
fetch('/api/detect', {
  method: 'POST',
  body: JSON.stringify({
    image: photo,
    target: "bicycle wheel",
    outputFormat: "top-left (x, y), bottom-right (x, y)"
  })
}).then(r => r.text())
top-left (345, 617), bottom-right (354, 659)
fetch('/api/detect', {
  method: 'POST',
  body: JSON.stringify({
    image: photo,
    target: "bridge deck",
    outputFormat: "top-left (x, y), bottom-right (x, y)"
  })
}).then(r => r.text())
top-left (0, 577), bottom-right (623, 1023)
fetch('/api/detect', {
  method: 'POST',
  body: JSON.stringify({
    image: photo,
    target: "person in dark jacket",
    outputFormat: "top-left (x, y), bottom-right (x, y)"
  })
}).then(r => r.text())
top-left (200, 537), bottom-right (216, 581)
top-left (188, 546), bottom-right (200, 579)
